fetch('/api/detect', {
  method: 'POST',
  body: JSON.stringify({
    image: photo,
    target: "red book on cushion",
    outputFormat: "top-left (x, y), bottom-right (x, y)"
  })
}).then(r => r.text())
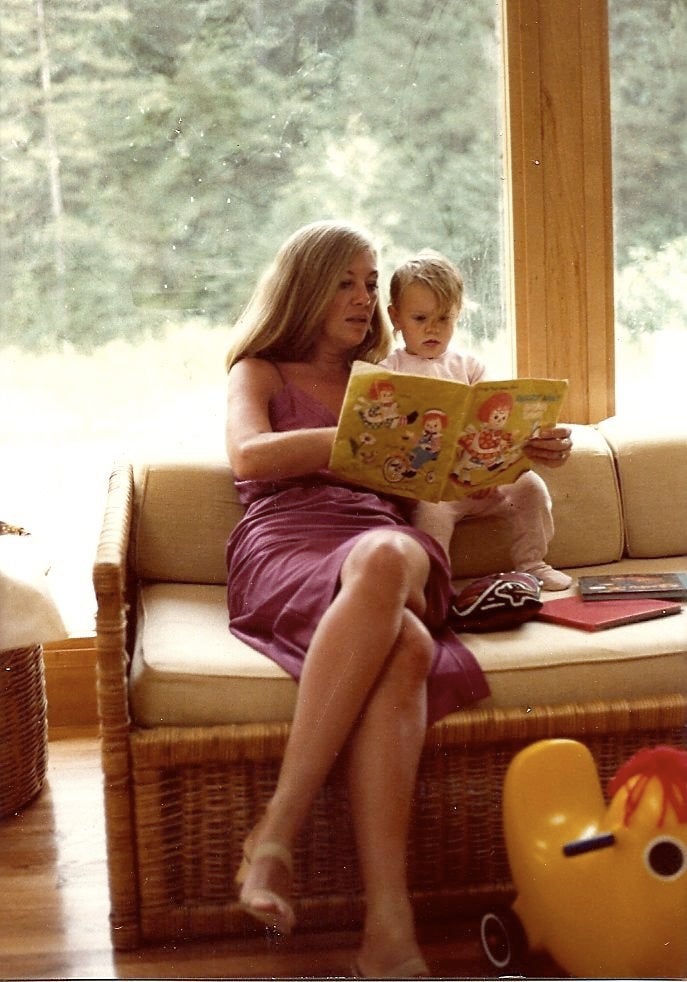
top-left (535, 595), bottom-right (682, 631)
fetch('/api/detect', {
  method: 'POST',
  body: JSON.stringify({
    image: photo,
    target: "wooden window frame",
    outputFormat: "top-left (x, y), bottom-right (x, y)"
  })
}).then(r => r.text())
top-left (503, 0), bottom-right (615, 424)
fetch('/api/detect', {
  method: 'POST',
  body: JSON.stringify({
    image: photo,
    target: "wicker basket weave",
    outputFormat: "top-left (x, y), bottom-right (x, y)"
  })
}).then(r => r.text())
top-left (0, 644), bottom-right (48, 818)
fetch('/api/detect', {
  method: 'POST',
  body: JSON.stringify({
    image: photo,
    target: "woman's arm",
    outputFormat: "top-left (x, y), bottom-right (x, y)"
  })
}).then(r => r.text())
top-left (226, 358), bottom-right (336, 481)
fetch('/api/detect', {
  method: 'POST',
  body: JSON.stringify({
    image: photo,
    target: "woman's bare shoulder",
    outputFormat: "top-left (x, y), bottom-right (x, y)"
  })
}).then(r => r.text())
top-left (229, 357), bottom-right (283, 396)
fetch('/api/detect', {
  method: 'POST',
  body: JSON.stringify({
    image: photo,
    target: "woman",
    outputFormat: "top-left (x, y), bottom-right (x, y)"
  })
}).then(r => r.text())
top-left (225, 220), bottom-right (572, 978)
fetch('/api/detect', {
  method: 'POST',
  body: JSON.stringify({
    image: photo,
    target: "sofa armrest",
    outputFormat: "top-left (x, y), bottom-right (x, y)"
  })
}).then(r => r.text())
top-left (94, 460), bottom-right (134, 716)
top-left (93, 460), bottom-right (142, 947)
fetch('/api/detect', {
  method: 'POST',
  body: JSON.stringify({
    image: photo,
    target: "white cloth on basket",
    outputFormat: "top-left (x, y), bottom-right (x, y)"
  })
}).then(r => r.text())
top-left (0, 534), bottom-right (67, 649)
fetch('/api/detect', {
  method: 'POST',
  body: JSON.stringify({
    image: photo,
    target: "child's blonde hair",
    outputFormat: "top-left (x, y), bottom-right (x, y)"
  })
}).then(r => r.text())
top-left (226, 220), bottom-right (391, 370)
top-left (389, 248), bottom-right (464, 317)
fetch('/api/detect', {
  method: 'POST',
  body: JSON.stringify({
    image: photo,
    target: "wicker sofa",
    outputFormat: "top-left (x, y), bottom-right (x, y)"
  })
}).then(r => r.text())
top-left (93, 416), bottom-right (687, 950)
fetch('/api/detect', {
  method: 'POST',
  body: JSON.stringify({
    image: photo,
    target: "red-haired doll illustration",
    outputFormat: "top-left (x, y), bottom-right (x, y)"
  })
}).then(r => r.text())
top-left (354, 379), bottom-right (418, 429)
top-left (453, 390), bottom-right (519, 483)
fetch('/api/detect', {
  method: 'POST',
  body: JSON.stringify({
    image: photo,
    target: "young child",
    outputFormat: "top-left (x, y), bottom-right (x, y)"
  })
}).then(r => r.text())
top-left (381, 249), bottom-right (572, 591)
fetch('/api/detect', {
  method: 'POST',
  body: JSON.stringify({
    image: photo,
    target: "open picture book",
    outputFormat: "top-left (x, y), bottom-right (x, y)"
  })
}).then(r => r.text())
top-left (328, 361), bottom-right (568, 502)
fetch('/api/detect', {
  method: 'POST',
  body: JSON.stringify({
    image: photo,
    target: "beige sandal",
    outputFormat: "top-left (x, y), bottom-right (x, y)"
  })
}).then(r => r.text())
top-left (236, 841), bottom-right (295, 936)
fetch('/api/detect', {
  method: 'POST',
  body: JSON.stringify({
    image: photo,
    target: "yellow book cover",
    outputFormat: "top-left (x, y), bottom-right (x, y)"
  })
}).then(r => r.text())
top-left (329, 361), bottom-right (568, 501)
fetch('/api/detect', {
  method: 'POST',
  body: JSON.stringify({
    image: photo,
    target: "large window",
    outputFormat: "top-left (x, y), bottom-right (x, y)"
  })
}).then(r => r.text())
top-left (1, 1), bottom-right (507, 633)
top-left (609, 0), bottom-right (687, 414)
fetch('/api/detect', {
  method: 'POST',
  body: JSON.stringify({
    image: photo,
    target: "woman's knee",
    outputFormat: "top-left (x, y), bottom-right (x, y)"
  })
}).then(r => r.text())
top-left (388, 610), bottom-right (434, 688)
top-left (400, 610), bottom-right (434, 672)
top-left (342, 531), bottom-right (430, 613)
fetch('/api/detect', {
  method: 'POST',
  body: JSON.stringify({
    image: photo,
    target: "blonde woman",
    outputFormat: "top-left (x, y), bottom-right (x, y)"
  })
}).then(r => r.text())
top-left (225, 221), bottom-right (570, 977)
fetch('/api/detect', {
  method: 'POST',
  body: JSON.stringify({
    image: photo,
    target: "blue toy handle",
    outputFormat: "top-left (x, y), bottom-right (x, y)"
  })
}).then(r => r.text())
top-left (563, 832), bottom-right (616, 857)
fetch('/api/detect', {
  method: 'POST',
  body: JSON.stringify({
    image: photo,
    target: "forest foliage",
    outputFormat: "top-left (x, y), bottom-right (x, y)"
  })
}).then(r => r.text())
top-left (1, 0), bottom-right (685, 352)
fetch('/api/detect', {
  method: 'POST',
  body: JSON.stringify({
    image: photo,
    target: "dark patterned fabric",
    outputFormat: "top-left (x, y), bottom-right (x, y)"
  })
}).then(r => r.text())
top-left (449, 571), bottom-right (542, 632)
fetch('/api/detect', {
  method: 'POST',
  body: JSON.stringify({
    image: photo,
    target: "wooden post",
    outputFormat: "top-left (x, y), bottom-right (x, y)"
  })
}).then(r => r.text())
top-left (503, 0), bottom-right (615, 423)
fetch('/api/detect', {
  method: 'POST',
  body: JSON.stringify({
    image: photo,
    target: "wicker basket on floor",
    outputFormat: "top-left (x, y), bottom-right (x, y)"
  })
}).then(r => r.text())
top-left (0, 644), bottom-right (48, 818)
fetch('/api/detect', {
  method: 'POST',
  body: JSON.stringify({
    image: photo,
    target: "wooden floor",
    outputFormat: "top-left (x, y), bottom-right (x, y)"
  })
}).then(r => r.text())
top-left (0, 733), bottom-right (561, 980)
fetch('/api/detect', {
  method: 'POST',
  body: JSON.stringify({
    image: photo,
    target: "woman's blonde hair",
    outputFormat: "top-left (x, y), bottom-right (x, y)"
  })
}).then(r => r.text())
top-left (226, 220), bottom-right (392, 370)
top-left (389, 248), bottom-right (464, 318)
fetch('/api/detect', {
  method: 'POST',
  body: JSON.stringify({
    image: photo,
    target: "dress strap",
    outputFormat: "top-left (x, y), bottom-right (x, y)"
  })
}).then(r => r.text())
top-left (272, 361), bottom-right (289, 386)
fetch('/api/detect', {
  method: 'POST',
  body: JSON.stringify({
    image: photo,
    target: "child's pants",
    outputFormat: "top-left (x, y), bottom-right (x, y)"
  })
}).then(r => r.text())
top-left (413, 470), bottom-right (554, 568)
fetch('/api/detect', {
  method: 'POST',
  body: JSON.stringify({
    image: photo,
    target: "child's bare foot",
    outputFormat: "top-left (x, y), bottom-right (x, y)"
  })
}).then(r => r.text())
top-left (522, 562), bottom-right (573, 591)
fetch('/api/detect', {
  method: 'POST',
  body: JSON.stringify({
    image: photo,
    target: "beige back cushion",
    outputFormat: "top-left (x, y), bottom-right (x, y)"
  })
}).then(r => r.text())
top-left (132, 460), bottom-right (242, 583)
top-left (131, 422), bottom-right (624, 584)
top-left (598, 417), bottom-right (687, 559)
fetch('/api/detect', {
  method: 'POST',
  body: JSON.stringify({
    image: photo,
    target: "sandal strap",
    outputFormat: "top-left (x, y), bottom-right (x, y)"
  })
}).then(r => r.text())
top-left (251, 841), bottom-right (294, 875)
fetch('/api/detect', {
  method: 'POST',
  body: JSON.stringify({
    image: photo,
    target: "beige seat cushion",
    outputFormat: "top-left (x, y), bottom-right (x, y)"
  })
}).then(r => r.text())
top-left (130, 557), bottom-right (687, 728)
top-left (472, 563), bottom-right (687, 710)
top-left (129, 583), bottom-right (298, 726)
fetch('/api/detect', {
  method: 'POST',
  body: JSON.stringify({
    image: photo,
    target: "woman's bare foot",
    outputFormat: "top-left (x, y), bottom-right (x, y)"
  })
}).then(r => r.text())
top-left (353, 949), bottom-right (429, 979)
top-left (353, 897), bottom-right (429, 978)
top-left (236, 835), bottom-right (295, 935)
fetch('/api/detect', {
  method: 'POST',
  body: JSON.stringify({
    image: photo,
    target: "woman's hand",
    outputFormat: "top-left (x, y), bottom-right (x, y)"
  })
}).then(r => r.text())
top-left (524, 426), bottom-right (573, 468)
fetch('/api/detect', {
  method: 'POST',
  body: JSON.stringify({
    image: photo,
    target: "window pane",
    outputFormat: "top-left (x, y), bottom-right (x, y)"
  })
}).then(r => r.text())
top-left (1, 0), bottom-right (507, 633)
top-left (609, 0), bottom-right (687, 415)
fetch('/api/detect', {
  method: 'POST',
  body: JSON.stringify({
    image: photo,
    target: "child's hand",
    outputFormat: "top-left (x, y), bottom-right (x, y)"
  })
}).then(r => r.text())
top-left (468, 487), bottom-right (497, 500)
top-left (525, 426), bottom-right (572, 467)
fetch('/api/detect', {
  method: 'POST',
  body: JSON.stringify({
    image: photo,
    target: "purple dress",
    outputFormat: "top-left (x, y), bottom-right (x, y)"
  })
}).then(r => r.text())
top-left (226, 381), bottom-right (489, 725)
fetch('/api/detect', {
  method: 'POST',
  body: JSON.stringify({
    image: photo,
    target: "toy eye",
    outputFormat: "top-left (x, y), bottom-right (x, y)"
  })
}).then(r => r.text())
top-left (644, 836), bottom-right (686, 880)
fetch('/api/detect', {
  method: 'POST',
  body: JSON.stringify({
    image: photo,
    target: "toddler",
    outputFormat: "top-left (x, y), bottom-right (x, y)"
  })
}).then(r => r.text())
top-left (381, 249), bottom-right (572, 591)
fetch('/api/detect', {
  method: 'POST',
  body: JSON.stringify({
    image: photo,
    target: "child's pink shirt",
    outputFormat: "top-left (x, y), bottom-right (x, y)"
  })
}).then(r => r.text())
top-left (380, 347), bottom-right (487, 384)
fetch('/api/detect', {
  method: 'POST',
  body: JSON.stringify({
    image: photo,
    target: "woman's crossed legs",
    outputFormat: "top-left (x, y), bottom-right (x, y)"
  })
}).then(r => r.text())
top-left (238, 529), bottom-right (434, 974)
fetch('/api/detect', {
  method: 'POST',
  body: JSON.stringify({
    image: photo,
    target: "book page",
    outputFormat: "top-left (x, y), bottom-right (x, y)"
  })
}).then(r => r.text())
top-left (328, 362), bottom-right (471, 501)
top-left (442, 378), bottom-right (569, 500)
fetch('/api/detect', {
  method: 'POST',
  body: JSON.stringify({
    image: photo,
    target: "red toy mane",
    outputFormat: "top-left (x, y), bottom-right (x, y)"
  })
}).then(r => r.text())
top-left (608, 745), bottom-right (687, 828)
